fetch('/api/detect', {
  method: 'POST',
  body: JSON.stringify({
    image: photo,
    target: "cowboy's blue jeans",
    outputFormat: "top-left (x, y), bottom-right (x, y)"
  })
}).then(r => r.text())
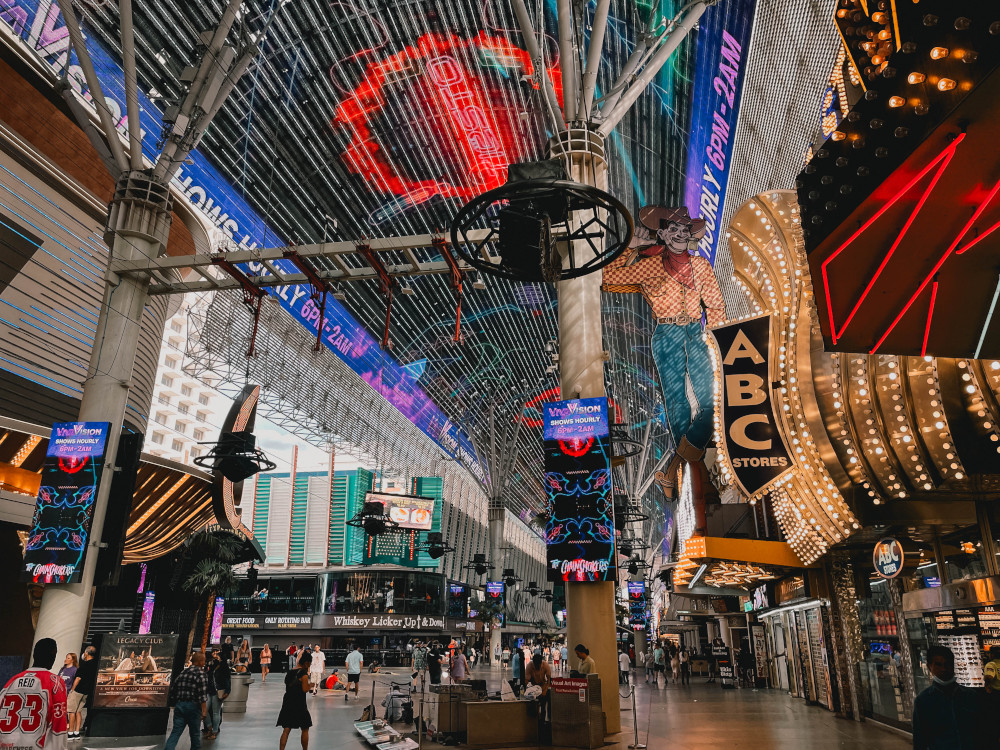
top-left (651, 322), bottom-right (715, 450)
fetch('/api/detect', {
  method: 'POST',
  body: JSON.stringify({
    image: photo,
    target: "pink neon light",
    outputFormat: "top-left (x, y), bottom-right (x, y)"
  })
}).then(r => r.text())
top-left (820, 134), bottom-right (966, 344)
top-left (870, 173), bottom-right (1000, 354)
top-left (920, 280), bottom-right (939, 357)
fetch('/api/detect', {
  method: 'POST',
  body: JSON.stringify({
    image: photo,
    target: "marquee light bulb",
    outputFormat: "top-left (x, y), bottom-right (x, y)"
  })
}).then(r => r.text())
top-left (908, 72), bottom-right (926, 84)
top-left (937, 78), bottom-right (957, 91)
top-left (930, 47), bottom-right (949, 59)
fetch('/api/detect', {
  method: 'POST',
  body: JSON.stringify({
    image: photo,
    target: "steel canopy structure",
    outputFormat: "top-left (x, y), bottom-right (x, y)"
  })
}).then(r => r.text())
top-left (66, 0), bottom-right (742, 526)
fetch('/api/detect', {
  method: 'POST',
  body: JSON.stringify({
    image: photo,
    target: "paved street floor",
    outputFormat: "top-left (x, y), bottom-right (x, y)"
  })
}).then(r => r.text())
top-left (80, 665), bottom-right (910, 750)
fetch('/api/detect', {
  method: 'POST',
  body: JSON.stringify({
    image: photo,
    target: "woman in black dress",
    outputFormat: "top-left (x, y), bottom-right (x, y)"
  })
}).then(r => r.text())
top-left (427, 646), bottom-right (442, 685)
top-left (278, 651), bottom-right (312, 750)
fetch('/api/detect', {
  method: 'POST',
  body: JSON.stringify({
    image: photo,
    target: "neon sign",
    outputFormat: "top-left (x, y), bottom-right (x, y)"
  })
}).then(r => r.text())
top-left (332, 31), bottom-right (562, 219)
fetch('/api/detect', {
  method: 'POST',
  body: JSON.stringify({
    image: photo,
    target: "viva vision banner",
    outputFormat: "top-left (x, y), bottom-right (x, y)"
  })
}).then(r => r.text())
top-left (22, 422), bottom-right (111, 583)
top-left (683, 0), bottom-right (757, 265)
top-left (0, 1), bottom-right (481, 481)
top-left (543, 398), bottom-right (615, 582)
top-left (710, 316), bottom-right (792, 497)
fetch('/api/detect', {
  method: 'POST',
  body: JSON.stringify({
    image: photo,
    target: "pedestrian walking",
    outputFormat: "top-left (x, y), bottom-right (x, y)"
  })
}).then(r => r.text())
top-left (670, 649), bottom-right (680, 684)
top-left (560, 645), bottom-right (568, 673)
top-left (494, 643), bottom-right (501, 666)
top-left (260, 644), bottom-right (272, 684)
top-left (165, 652), bottom-right (208, 750)
top-left (502, 647), bottom-right (510, 668)
top-left (286, 644), bottom-right (297, 671)
top-left (912, 645), bottom-right (986, 750)
top-left (344, 645), bottom-right (363, 701)
top-left (451, 646), bottom-right (468, 683)
top-left (0, 638), bottom-right (67, 750)
top-left (680, 648), bottom-right (691, 685)
top-left (277, 651), bottom-right (312, 750)
top-left (205, 648), bottom-right (231, 739)
top-left (552, 645), bottom-right (561, 672)
top-left (427, 646), bottom-right (443, 686)
top-left (618, 649), bottom-right (631, 685)
top-left (308, 646), bottom-right (325, 695)
top-left (67, 646), bottom-right (96, 740)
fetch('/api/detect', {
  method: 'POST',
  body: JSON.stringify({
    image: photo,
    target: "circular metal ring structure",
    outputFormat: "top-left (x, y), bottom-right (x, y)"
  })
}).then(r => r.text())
top-left (450, 178), bottom-right (633, 283)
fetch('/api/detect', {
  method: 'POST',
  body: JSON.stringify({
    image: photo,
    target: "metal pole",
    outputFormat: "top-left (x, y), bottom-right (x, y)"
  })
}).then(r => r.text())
top-left (597, 40), bottom-right (647, 115)
top-left (510, 0), bottom-right (567, 133)
top-left (153, 0), bottom-right (243, 181)
top-left (627, 684), bottom-right (645, 749)
top-left (118, 0), bottom-right (144, 170)
top-left (932, 530), bottom-right (950, 585)
top-left (580, 0), bottom-right (611, 119)
top-left (32, 176), bottom-right (170, 659)
top-left (55, 0), bottom-right (129, 173)
top-left (556, 0), bottom-right (577, 121)
top-left (598, 1), bottom-right (707, 136)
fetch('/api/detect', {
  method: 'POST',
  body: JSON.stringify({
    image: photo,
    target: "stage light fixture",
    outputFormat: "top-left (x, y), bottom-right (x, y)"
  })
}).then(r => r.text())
top-left (193, 431), bottom-right (276, 482)
top-left (346, 500), bottom-right (399, 537)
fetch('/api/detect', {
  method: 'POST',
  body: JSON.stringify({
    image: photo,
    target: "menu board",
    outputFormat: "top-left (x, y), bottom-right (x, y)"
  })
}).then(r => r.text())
top-left (94, 634), bottom-right (177, 708)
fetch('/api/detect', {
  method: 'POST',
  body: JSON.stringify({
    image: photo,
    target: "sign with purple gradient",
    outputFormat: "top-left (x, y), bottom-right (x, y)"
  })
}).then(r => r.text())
top-left (22, 422), bottom-right (111, 583)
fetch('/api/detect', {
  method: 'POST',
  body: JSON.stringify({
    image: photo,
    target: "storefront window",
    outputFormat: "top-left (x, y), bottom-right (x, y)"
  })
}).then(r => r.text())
top-left (225, 576), bottom-right (317, 613)
top-left (316, 571), bottom-right (445, 616)
top-left (857, 579), bottom-right (911, 727)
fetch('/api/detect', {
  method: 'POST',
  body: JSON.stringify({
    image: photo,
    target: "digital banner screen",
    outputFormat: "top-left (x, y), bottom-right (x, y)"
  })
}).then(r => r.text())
top-left (211, 597), bottom-right (225, 644)
top-left (627, 581), bottom-right (647, 629)
top-left (138, 591), bottom-right (155, 635)
top-left (366, 491), bottom-right (436, 530)
top-left (22, 422), bottom-right (111, 583)
top-left (543, 399), bottom-right (615, 582)
top-left (94, 634), bottom-right (177, 709)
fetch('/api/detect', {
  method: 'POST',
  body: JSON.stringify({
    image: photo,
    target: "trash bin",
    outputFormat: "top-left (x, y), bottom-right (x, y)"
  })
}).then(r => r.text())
top-left (222, 673), bottom-right (254, 713)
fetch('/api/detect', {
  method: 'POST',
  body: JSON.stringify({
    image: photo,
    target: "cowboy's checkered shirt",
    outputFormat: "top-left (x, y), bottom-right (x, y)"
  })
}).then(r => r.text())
top-left (170, 666), bottom-right (208, 704)
top-left (602, 249), bottom-right (726, 326)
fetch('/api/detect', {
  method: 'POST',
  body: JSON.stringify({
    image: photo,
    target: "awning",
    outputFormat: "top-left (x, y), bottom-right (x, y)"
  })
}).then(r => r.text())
top-left (673, 536), bottom-right (812, 590)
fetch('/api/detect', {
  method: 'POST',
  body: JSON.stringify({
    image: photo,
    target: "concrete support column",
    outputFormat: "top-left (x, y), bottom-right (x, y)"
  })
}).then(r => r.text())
top-left (552, 127), bottom-right (620, 735)
top-left (33, 173), bottom-right (171, 658)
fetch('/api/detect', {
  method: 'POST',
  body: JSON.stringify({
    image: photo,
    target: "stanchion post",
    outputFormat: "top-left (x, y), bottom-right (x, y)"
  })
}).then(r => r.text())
top-left (627, 685), bottom-right (645, 749)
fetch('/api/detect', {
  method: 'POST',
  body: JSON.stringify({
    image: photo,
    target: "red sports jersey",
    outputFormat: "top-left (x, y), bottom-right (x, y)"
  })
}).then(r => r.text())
top-left (0, 669), bottom-right (67, 750)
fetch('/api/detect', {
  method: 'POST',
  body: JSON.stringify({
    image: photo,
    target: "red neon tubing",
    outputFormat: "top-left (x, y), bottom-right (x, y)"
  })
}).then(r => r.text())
top-left (870, 173), bottom-right (1000, 353)
top-left (820, 133), bottom-right (966, 344)
top-left (920, 280), bottom-right (939, 357)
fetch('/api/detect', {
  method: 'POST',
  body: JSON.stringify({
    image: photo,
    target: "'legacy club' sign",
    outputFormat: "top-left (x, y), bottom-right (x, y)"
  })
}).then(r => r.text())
top-left (873, 538), bottom-right (905, 579)
top-left (710, 316), bottom-right (792, 497)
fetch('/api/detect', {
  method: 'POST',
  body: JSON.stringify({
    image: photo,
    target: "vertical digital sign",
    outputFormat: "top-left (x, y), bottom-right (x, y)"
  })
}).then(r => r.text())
top-left (543, 398), bottom-right (615, 582)
top-left (138, 591), bottom-right (155, 635)
top-left (627, 581), bottom-right (647, 630)
top-left (22, 422), bottom-right (111, 583)
top-left (210, 597), bottom-right (225, 644)
top-left (486, 580), bottom-right (504, 626)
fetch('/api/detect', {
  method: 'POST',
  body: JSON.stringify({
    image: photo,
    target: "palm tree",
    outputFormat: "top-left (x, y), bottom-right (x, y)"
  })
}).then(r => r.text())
top-left (180, 531), bottom-right (244, 653)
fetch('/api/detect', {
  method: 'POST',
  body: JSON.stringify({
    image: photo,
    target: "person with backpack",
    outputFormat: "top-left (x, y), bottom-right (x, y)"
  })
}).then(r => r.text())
top-left (277, 651), bottom-right (311, 750)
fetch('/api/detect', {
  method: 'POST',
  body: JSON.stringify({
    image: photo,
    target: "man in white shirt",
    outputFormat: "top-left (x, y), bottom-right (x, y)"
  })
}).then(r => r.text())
top-left (344, 646), bottom-right (364, 702)
top-left (309, 645), bottom-right (326, 695)
top-left (618, 649), bottom-right (632, 685)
